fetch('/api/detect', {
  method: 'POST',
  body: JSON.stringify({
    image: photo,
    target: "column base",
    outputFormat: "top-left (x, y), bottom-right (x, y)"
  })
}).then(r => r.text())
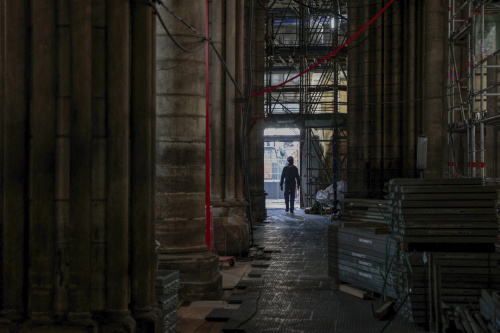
top-left (158, 251), bottom-right (222, 301)
top-left (132, 307), bottom-right (163, 333)
top-left (249, 190), bottom-right (267, 224)
top-left (1, 311), bottom-right (137, 333)
top-left (212, 200), bottom-right (249, 256)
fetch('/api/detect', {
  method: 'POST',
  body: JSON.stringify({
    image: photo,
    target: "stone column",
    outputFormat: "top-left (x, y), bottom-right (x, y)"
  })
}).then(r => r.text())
top-left (422, 0), bottom-right (447, 178)
top-left (209, 0), bottom-right (224, 203)
top-left (156, 0), bottom-right (222, 301)
top-left (247, 1), bottom-right (267, 223)
top-left (235, 0), bottom-right (246, 202)
top-left (0, 1), bottom-right (160, 331)
top-left (346, 1), bottom-right (362, 196)
top-left (211, 0), bottom-right (249, 257)
top-left (1, 1), bottom-right (28, 325)
top-left (347, 0), bottom-right (440, 197)
top-left (130, 1), bottom-right (162, 331)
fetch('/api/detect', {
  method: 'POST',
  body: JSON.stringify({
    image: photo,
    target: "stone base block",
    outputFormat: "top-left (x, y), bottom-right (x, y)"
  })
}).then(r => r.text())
top-left (133, 307), bottom-right (163, 333)
top-left (211, 201), bottom-right (249, 256)
top-left (250, 191), bottom-right (267, 223)
top-left (158, 251), bottom-right (222, 301)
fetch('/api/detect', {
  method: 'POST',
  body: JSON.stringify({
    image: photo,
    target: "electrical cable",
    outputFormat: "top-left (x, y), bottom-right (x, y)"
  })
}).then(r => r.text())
top-left (150, 0), bottom-right (247, 100)
top-left (156, 0), bottom-right (208, 38)
top-left (347, 0), bottom-right (406, 52)
top-left (243, 0), bottom-right (256, 248)
top-left (148, 0), bottom-right (208, 53)
top-left (251, 0), bottom-right (396, 98)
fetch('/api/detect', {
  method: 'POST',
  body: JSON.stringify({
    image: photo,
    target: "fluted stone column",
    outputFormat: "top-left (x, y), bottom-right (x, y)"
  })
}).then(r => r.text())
top-left (155, 0), bottom-right (222, 301)
top-left (346, 1), bottom-right (361, 196)
top-left (247, 1), bottom-right (267, 222)
top-left (347, 0), bottom-right (438, 197)
top-left (0, 1), bottom-right (160, 331)
top-left (422, 0), bottom-right (447, 178)
top-left (210, 0), bottom-right (249, 257)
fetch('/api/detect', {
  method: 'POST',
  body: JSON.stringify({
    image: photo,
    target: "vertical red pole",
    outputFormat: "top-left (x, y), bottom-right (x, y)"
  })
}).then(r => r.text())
top-left (205, 0), bottom-right (211, 251)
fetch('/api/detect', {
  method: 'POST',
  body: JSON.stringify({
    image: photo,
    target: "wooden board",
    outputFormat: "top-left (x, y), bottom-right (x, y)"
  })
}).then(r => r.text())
top-left (338, 283), bottom-right (367, 299)
top-left (375, 301), bottom-right (394, 320)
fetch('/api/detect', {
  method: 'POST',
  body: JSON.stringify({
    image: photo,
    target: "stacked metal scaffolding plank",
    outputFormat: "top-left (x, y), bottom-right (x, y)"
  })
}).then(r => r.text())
top-left (388, 178), bottom-right (500, 329)
top-left (341, 198), bottom-right (391, 226)
top-left (394, 251), bottom-right (500, 328)
top-left (480, 289), bottom-right (500, 331)
top-left (393, 251), bottom-right (431, 327)
top-left (156, 270), bottom-right (180, 333)
top-left (329, 199), bottom-right (396, 298)
top-left (329, 226), bottom-right (398, 299)
top-left (388, 178), bottom-right (498, 247)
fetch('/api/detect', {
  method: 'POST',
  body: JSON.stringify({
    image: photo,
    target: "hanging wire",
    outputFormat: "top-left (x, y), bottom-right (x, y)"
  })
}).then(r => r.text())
top-left (148, 0), bottom-right (208, 53)
top-left (148, 0), bottom-right (257, 243)
top-left (243, 0), bottom-right (256, 246)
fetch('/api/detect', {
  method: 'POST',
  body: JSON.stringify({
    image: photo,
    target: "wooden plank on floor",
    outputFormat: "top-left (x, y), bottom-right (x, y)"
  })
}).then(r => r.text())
top-left (374, 301), bottom-right (393, 319)
top-left (338, 284), bottom-right (366, 299)
top-left (341, 222), bottom-right (386, 228)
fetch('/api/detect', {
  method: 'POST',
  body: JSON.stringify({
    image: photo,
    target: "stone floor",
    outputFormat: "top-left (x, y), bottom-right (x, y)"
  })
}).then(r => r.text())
top-left (176, 208), bottom-right (428, 333)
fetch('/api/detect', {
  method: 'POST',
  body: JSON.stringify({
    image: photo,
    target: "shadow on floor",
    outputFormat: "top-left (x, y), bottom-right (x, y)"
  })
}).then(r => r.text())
top-left (176, 209), bottom-right (427, 333)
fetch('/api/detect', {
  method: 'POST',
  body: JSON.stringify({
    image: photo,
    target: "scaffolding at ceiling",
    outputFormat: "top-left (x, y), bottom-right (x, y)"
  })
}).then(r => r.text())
top-left (264, 0), bottom-right (348, 208)
top-left (447, 0), bottom-right (500, 178)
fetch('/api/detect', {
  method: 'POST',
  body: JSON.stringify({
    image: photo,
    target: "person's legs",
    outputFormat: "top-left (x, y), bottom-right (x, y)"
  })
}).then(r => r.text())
top-left (289, 187), bottom-right (296, 213)
top-left (284, 187), bottom-right (290, 212)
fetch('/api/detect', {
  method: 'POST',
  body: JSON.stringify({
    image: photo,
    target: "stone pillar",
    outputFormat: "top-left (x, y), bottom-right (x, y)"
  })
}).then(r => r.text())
top-left (346, 0), bottom-right (440, 197)
top-left (155, 0), bottom-right (222, 301)
top-left (210, 0), bottom-right (249, 257)
top-left (235, 0), bottom-right (246, 203)
top-left (1, 1), bottom-right (28, 326)
top-left (346, 1), bottom-right (363, 197)
top-left (130, 1), bottom-right (163, 331)
top-left (422, 0), bottom-right (447, 178)
top-left (209, 0), bottom-right (224, 204)
top-left (0, 1), bottom-right (160, 331)
top-left (247, 1), bottom-right (267, 223)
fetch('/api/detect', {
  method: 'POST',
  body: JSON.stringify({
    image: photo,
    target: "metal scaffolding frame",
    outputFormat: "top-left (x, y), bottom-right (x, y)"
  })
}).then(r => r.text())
top-left (264, 0), bottom-right (348, 208)
top-left (447, 0), bottom-right (500, 178)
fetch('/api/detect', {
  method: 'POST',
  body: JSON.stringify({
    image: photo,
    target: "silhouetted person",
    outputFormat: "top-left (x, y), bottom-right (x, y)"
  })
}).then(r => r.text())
top-left (280, 156), bottom-right (300, 213)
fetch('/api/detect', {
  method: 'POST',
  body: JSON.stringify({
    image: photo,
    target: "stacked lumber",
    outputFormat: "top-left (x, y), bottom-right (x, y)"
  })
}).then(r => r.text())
top-left (329, 226), bottom-right (397, 299)
top-left (480, 289), bottom-right (500, 331)
top-left (388, 178), bottom-right (498, 248)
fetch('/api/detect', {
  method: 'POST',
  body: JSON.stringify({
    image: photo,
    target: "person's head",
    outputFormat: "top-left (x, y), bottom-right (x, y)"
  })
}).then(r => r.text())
top-left (287, 156), bottom-right (294, 166)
